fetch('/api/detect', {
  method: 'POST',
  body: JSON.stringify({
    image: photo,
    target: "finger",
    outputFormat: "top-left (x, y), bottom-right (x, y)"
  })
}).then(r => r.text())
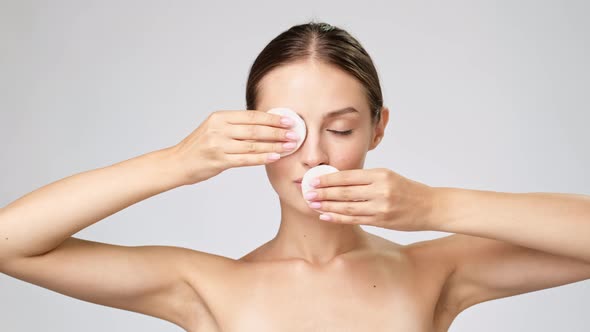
top-left (226, 110), bottom-right (292, 128)
top-left (314, 169), bottom-right (373, 188)
top-left (317, 212), bottom-right (374, 225)
top-left (226, 124), bottom-right (296, 142)
top-left (308, 200), bottom-right (374, 216)
top-left (225, 152), bottom-right (282, 167)
top-left (225, 139), bottom-right (296, 155)
top-left (306, 185), bottom-right (372, 202)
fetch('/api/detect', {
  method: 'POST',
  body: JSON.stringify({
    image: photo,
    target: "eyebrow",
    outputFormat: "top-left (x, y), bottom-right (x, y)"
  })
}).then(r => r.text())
top-left (324, 107), bottom-right (359, 118)
top-left (298, 107), bottom-right (359, 122)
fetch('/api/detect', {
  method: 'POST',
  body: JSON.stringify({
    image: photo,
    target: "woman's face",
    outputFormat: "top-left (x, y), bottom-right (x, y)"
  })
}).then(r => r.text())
top-left (256, 60), bottom-right (383, 211)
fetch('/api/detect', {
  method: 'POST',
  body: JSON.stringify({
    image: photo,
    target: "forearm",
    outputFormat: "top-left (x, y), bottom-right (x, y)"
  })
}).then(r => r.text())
top-left (429, 187), bottom-right (590, 263)
top-left (0, 147), bottom-right (185, 261)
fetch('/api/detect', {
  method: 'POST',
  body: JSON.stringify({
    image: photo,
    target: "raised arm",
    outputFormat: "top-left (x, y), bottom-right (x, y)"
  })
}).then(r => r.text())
top-left (0, 147), bottom-right (183, 261)
top-left (0, 147), bottom-right (214, 329)
top-left (0, 109), bottom-right (297, 330)
top-left (426, 188), bottom-right (590, 315)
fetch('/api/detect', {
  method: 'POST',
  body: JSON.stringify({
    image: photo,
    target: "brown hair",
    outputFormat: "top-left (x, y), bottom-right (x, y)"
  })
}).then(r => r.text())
top-left (245, 21), bottom-right (383, 125)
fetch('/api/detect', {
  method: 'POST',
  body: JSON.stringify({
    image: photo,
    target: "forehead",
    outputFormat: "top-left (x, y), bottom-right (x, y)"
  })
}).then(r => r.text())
top-left (257, 60), bottom-right (369, 119)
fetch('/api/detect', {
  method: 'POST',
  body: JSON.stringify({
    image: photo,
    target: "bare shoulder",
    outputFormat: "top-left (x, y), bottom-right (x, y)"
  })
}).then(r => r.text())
top-left (402, 233), bottom-right (460, 264)
top-left (181, 247), bottom-right (244, 294)
top-left (363, 231), bottom-right (449, 264)
top-left (362, 232), bottom-right (458, 281)
top-left (401, 233), bottom-right (468, 292)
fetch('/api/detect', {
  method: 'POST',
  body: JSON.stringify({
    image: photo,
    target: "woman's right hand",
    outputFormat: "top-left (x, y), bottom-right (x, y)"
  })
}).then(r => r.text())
top-left (170, 110), bottom-right (298, 185)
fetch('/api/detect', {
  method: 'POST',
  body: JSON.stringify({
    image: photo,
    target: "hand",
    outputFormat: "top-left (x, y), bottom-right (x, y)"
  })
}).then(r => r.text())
top-left (170, 110), bottom-right (298, 185)
top-left (304, 168), bottom-right (435, 231)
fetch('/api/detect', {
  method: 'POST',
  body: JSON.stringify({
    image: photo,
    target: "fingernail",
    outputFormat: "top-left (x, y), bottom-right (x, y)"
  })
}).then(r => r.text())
top-left (281, 117), bottom-right (294, 126)
top-left (311, 177), bottom-right (320, 187)
top-left (267, 153), bottom-right (281, 161)
top-left (283, 142), bottom-right (297, 150)
top-left (286, 131), bottom-right (299, 140)
top-left (309, 201), bottom-right (321, 209)
top-left (319, 214), bottom-right (331, 221)
top-left (304, 191), bottom-right (317, 200)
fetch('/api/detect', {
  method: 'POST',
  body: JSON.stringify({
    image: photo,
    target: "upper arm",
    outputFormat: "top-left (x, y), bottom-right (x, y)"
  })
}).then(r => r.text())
top-left (438, 234), bottom-right (590, 313)
top-left (0, 236), bottom-right (234, 329)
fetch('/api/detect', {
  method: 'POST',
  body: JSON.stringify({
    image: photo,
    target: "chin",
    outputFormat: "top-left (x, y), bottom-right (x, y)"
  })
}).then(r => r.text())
top-left (274, 182), bottom-right (314, 212)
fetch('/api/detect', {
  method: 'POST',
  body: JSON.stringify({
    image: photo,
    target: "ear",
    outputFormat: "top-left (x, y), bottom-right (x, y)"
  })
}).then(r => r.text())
top-left (369, 106), bottom-right (389, 151)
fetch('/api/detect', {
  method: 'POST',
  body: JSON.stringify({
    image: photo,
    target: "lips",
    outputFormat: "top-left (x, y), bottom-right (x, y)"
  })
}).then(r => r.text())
top-left (294, 178), bottom-right (303, 183)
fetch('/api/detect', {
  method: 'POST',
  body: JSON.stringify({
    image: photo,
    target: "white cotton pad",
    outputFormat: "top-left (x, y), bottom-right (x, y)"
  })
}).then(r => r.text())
top-left (301, 165), bottom-right (339, 196)
top-left (267, 107), bottom-right (307, 157)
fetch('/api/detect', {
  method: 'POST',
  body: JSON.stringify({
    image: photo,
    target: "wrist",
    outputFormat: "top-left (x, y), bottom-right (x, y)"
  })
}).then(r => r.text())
top-left (427, 186), bottom-right (475, 233)
top-left (422, 186), bottom-right (452, 232)
top-left (149, 146), bottom-right (191, 189)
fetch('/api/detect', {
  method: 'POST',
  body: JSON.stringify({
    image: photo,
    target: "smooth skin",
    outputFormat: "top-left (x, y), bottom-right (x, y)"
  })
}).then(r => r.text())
top-left (1, 60), bottom-right (590, 332)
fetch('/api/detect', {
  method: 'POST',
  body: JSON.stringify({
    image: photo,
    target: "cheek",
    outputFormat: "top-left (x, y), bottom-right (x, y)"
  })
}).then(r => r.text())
top-left (329, 139), bottom-right (369, 169)
top-left (265, 160), bottom-right (291, 185)
top-left (265, 163), bottom-right (281, 180)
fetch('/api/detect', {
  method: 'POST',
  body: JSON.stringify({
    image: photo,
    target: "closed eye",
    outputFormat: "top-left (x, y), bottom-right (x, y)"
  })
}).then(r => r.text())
top-left (328, 129), bottom-right (353, 136)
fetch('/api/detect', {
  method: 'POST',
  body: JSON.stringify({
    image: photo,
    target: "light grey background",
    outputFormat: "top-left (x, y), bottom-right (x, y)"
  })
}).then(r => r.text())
top-left (1, 0), bottom-right (589, 331)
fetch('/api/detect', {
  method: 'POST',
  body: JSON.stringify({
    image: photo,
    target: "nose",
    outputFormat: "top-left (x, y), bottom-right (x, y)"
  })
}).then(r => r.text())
top-left (299, 128), bottom-right (329, 168)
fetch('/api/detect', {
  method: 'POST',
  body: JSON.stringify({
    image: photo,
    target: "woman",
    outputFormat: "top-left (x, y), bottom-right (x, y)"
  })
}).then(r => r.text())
top-left (1, 21), bottom-right (589, 332)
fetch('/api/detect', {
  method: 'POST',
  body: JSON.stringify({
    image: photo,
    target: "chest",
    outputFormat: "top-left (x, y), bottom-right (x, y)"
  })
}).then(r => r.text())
top-left (229, 286), bottom-right (430, 332)
top-left (202, 259), bottom-right (445, 332)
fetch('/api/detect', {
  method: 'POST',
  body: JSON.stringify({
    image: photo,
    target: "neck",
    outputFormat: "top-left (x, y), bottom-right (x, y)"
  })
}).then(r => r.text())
top-left (269, 199), bottom-right (369, 265)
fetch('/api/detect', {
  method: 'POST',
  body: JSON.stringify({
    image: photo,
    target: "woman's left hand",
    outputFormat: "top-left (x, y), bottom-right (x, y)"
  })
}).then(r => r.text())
top-left (304, 168), bottom-right (435, 231)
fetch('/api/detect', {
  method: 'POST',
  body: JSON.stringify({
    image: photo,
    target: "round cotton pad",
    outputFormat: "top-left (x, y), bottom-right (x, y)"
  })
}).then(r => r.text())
top-left (301, 165), bottom-right (339, 196)
top-left (267, 107), bottom-right (307, 157)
